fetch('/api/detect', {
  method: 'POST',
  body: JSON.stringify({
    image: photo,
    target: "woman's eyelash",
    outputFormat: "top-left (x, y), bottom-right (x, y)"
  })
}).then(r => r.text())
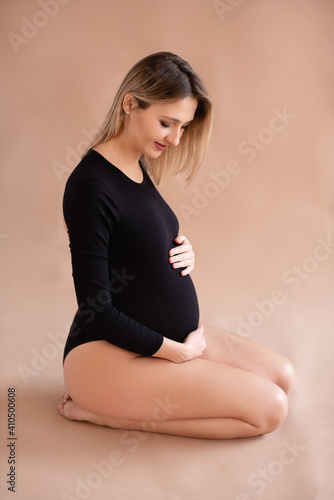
top-left (160, 121), bottom-right (188, 130)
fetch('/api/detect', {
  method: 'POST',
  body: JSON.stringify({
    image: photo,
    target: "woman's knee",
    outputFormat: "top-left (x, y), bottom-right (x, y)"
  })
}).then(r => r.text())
top-left (274, 356), bottom-right (295, 395)
top-left (259, 385), bottom-right (289, 435)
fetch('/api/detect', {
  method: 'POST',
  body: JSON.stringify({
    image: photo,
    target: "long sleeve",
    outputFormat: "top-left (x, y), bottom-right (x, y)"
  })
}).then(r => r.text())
top-left (63, 177), bottom-right (164, 356)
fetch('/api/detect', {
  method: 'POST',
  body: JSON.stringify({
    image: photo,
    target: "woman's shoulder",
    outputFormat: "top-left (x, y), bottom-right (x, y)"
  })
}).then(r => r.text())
top-left (63, 148), bottom-right (155, 212)
top-left (63, 150), bottom-right (123, 225)
top-left (63, 149), bottom-right (120, 209)
top-left (65, 148), bottom-right (112, 184)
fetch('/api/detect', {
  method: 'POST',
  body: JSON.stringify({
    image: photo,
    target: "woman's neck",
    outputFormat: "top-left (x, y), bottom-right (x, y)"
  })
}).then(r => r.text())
top-left (93, 133), bottom-right (143, 183)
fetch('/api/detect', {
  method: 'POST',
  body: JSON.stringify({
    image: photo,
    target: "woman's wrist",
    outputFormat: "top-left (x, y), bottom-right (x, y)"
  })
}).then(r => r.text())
top-left (152, 337), bottom-right (187, 363)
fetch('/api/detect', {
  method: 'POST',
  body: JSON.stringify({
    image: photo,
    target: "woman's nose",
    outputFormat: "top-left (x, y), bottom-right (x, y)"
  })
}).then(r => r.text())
top-left (166, 128), bottom-right (182, 146)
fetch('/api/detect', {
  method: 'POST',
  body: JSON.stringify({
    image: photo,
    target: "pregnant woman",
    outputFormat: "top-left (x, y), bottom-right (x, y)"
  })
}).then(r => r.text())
top-left (58, 52), bottom-right (294, 439)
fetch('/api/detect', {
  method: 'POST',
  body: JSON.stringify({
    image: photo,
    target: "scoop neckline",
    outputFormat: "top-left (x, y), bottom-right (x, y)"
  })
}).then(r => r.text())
top-left (89, 148), bottom-right (146, 186)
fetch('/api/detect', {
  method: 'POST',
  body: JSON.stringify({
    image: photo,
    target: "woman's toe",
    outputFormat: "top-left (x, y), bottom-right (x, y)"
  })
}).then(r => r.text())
top-left (58, 400), bottom-right (65, 415)
top-left (62, 392), bottom-right (72, 403)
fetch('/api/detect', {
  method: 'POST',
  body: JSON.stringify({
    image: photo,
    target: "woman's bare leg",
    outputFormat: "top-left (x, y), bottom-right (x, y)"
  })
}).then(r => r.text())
top-left (59, 339), bottom-right (289, 440)
top-left (58, 394), bottom-right (281, 439)
top-left (199, 324), bottom-right (295, 394)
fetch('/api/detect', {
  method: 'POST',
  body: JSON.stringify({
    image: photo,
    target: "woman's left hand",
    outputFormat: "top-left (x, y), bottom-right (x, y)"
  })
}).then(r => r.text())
top-left (169, 235), bottom-right (195, 276)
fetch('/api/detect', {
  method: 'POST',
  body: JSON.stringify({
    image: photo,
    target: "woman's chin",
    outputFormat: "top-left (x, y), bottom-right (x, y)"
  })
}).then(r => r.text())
top-left (145, 149), bottom-right (164, 159)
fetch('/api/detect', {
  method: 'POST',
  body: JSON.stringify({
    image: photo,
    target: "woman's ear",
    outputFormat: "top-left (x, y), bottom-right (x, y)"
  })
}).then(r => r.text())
top-left (123, 93), bottom-right (138, 113)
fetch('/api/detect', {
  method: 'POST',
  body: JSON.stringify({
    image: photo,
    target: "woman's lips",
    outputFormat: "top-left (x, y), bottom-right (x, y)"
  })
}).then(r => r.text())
top-left (154, 142), bottom-right (167, 151)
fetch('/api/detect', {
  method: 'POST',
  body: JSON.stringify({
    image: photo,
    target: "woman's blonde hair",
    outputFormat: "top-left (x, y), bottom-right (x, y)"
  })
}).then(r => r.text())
top-left (85, 51), bottom-right (213, 184)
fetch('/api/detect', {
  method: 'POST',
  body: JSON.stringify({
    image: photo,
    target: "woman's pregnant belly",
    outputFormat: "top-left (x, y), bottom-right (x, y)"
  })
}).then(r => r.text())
top-left (111, 266), bottom-right (200, 343)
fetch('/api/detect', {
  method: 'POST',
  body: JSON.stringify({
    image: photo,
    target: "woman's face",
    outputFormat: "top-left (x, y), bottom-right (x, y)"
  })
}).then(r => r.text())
top-left (125, 96), bottom-right (198, 158)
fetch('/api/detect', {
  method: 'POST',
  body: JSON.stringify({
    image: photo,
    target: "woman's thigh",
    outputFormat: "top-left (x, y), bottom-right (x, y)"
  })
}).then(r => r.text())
top-left (200, 324), bottom-right (294, 393)
top-left (63, 339), bottom-right (286, 428)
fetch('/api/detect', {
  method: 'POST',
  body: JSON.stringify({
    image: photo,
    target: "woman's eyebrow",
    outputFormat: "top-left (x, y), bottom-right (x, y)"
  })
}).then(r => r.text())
top-left (160, 115), bottom-right (193, 125)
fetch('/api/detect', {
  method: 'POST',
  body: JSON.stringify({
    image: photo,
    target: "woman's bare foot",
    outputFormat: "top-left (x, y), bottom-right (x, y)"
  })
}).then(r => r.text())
top-left (58, 393), bottom-right (107, 426)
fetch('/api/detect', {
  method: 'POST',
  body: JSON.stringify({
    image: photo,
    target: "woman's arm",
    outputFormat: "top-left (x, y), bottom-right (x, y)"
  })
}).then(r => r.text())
top-left (64, 177), bottom-right (164, 356)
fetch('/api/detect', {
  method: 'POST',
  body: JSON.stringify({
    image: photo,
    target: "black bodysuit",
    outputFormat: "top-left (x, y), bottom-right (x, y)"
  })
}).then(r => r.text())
top-left (62, 149), bottom-right (200, 362)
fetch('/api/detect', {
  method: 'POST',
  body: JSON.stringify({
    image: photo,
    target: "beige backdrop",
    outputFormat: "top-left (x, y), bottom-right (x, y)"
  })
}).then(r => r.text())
top-left (1, 1), bottom-right (334, 499)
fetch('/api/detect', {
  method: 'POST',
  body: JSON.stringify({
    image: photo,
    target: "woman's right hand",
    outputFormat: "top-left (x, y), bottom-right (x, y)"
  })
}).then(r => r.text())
top-left (182, 325), bottom-right (206, 361)
top-left (152, 325), bottom-right (206, 363)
